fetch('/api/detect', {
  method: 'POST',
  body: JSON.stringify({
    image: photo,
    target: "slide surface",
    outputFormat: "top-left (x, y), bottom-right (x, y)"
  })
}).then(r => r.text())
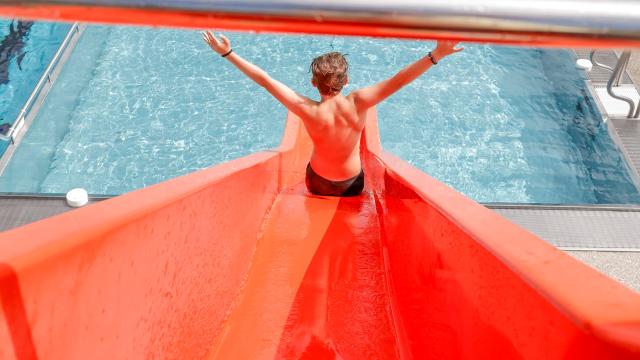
top-left (0, 109), bottom-right (639, 359)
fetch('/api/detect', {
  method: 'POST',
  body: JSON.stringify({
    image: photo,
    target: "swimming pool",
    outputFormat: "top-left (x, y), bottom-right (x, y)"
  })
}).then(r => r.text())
top-left (0, 20), bottom-right (70, 155)
top-left (0, 24), bottom-right (638, 204)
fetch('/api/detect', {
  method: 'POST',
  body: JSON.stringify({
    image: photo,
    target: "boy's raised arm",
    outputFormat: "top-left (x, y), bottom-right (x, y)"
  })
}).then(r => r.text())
top-left (352, 41), bottom-right (463, 111)
top-left (203, 31), bottom-right (316, 120)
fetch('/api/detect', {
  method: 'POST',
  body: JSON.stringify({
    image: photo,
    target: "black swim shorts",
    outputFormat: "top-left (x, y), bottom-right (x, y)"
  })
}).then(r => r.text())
top-left (305, 163), bottom-right (364, 197)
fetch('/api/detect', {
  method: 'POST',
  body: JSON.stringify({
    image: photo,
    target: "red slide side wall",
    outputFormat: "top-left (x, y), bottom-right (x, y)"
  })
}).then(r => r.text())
top-left (0, 153), bottom-right (278, 359)
top-left (0, 113), bottom-right (312, 359)
top-left (361, 116), bottom-right (640, 359)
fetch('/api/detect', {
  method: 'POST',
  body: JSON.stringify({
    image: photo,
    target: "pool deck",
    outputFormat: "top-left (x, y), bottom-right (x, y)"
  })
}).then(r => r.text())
top-left (566, 250), bottom-right (640, 293)
top-left (628, 51), bottom-right (640, 86)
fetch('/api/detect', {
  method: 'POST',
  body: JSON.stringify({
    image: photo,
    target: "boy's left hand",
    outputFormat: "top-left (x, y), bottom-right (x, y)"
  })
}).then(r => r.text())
top-left (433, 40), bottom-right (464, 61)
top-left (203, 31), bottom-right (231, 56)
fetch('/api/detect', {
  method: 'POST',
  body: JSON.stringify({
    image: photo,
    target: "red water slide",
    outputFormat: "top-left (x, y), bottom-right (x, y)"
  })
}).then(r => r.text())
top-left (0, 109), bottom-right (638, 359)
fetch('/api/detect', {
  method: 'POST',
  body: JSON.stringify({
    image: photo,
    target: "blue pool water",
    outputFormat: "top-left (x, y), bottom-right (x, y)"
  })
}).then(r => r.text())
top-left (0, 25), bottom-right (638, 204)
top-left (0, 20), bottom-right (70, 155)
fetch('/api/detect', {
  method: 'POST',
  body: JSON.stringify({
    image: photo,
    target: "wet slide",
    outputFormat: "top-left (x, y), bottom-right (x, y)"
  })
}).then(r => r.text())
top-left (0, 109), bottom-right (639, 359)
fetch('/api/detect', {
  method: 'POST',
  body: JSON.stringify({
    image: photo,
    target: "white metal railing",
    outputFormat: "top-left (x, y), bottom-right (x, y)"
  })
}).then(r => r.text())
top-left (590, 50), bottom-right (639, 119)
top-left (0, 22), bottom-right (81, 143)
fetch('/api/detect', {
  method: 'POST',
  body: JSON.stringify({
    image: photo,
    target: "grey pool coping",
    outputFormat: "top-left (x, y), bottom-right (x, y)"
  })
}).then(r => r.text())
top-left (0, 194), bottom-right (107, 232)
top-left (487, 204), bottom-right (640, 250)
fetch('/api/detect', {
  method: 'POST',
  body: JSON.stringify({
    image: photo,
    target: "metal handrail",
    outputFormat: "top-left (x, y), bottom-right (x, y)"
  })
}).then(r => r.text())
top-left (610, 52), bottom-right (629, 87)
top-left (605, 51), bottom-right (636, 118)
top-left (0, 22), bottom-right (80, 143)
top-left (590, 50), bottom-right (637, 118)
top-left (589, 51), bottom-right (614, 74)
top-left (2, 0), bottom-right (640, 47)
top-left (635, 79), bottom-right (640, 118)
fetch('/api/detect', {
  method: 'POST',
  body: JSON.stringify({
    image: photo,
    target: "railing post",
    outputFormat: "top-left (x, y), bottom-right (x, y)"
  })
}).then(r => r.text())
top-left (590, 51), bottom-right (614, 73)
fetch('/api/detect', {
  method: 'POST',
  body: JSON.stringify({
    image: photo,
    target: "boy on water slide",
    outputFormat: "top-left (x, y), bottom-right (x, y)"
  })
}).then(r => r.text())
top-left (203, 31), bottom-right (463, 196)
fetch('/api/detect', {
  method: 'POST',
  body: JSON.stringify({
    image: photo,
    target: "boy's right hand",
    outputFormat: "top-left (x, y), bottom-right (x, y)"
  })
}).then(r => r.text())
top-left (203, 31), bottom-right (231, 56)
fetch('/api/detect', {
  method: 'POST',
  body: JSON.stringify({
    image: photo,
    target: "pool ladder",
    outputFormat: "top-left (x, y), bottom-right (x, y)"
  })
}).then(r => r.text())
top-left (590, 50), bottom-right (639, 119)
top-left (0, 22), bottom-right (84, 176)
top-left (0, 23), bottom-right (82, 144)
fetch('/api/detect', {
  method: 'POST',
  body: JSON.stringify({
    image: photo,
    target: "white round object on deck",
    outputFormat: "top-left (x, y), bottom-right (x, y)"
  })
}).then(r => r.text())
top-left (576, 59), bottom-right (593, 71)
top-left (66, 188), bottom-right (89, 207)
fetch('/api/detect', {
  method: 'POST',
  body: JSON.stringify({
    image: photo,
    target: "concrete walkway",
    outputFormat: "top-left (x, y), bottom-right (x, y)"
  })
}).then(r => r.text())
top-left (567, 251), bottom-right (640, 292)
top-left (628, 51), bottom-right (640, 85)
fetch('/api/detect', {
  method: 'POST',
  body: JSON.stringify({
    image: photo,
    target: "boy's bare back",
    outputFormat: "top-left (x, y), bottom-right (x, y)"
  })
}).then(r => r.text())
top-left (302, 94), bottom-right (364, 181)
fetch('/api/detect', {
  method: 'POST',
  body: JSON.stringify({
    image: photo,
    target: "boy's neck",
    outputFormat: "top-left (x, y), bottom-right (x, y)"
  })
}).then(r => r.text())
top-left (320, 93), bottom-right (341, 102)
